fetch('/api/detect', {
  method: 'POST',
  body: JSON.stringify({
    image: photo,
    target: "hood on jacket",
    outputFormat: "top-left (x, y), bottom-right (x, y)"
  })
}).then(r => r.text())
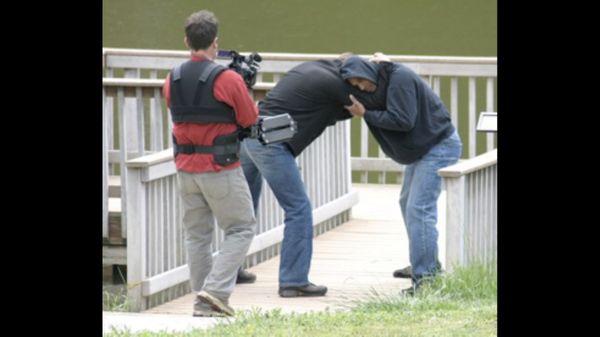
top-left (339, 56), bottom-right (379, 83)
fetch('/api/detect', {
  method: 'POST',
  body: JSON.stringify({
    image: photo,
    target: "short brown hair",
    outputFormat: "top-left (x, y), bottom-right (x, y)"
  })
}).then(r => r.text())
top-left (185, 10), bottom-right (218, 50)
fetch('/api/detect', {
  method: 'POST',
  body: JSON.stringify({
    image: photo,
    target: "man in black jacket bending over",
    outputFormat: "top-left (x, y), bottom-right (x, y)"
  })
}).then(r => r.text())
top-left (239, 58), bottom-right (380, 297)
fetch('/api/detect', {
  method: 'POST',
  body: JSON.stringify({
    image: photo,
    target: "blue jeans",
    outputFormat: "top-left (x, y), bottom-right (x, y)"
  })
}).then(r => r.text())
top-left (400, 129), bottom-right (462, 284)
top-left (240, 138), bottom-right (313, 287)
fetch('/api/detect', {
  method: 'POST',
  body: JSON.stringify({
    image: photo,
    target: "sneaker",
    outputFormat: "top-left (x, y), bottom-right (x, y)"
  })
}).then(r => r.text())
top-left (236, 269), bottom-right (256, 284)
top-left (278, 282), bottom-right (328, 297)
top-left (393, 266), bottom-right (412, 278)
top-left (193, 297), bottom-right (226, 317)
top-left (402, 286), bottom-right (415, 296)
top-left (401, 276), bottom-right (436, 296)
top-left (394, 261), bottom-right (443, 279)
top-left (196, 291), bottom-right (235, 316)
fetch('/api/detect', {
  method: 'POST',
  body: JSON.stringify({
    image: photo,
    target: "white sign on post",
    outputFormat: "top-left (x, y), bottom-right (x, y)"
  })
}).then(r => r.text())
top-left (476, 112), bottom-right (497, 132)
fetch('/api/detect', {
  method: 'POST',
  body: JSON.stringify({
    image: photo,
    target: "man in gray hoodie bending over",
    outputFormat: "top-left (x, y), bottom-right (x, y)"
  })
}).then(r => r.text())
top-left (341, 55), bottom-right (462, 294)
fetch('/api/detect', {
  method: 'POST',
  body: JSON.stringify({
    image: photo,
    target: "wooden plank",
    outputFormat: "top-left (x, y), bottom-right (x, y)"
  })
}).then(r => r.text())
top-left (360, 119), bottom-right (368, 183)
top-left (142, 158), bottom-right (177, 182)
top-left (433, 76), bottom-right (441, 96)
top-left (486, 77), bottom-right (495, 151)
top-left (450, 77), bottom-right (458, 127)
top-left (438, 149), bottom-right (496, 177)
top-left (151, 88), bottom-right (164, 151)
top-left (103, 88), bottom-right (109, 239)
top-left (125, 167), bottom-right (147, 311)
top-left (135, 87), bottom-right (145, 156)
top-left (103, 246), bottom-right (126, 265)
top-left (144, 215), bottom-right (412, 315)
top-left (444, 176), bottom-right (466, 272)
top-left (117, 87), bottom-right (128, 238)
top-left (104, 48), bottom-right (496, 64)
top-left (143, 192), bottom-right (358, 296)
top-left (468, 77), bottom-right (476, 157)
top-left (108, 150), bottom-right (155, 164)
top-left (127, 149), bottom-right (173, 168)
top-left (351, 157), bottom-right (405, 172)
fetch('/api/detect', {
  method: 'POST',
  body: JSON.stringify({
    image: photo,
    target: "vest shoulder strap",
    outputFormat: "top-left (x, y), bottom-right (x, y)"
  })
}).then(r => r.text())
top-left (198, 62), bottom-right (225, 83)
top-left (172, 64), bottom-right (182, 81)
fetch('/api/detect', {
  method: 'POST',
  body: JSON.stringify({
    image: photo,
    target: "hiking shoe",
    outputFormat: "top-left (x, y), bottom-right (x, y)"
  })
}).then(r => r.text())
top-left (402, 276), bottom-right (436, 296)
top-left (236, 269), bottom-right (256, 284)
top-left (393, 266), bottom-right (412, 278)
top-left (279, 282), bottom-right (328, 297)
top-left (394, 261), bottom-right (443, 279)
top-left (196, 291), bottom-right (235, 316)
top-left (401, 285), bottom-right (417, 296)
top-left (193, 297), bottom-right (226, 317)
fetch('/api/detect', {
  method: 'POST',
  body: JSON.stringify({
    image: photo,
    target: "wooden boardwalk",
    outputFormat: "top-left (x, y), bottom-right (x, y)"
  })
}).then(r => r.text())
top-left (144, 184), bottom-right (447, 315)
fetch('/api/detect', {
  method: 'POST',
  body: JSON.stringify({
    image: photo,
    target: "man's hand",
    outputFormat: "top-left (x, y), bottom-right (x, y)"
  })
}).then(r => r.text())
top-left (369, 52), bottom-right (391, 63)
top-left (345, 94), bottom-right (366, 117)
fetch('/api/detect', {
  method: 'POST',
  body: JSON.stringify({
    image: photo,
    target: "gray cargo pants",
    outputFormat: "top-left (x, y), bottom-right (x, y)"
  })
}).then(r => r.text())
top-left (177, 166), bottom-right (256, 301)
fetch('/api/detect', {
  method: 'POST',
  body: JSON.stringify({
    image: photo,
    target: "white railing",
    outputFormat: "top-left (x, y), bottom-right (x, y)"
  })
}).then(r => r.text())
top-left (101, 49), bottom-right (498, 309)
top-left (102, 78), bottom-right (275, 241)
top-left (440, 149), bottom-right (497, 271)
top-left (123, 120), bottom-right (356, 311)
top-left (103, 48), bottom-right (497, 186)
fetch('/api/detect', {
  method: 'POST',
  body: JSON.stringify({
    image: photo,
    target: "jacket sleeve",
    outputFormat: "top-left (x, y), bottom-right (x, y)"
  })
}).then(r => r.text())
top-left (213, 70), bottom-right (259, 128)
top-left (327, 80), bottom-right (354, 125)
top-left (162, 72), bottom-right (171, 108)
top-left (363, 72), bottom-right (418, 132)
top-left (328, 109), bottom-right (353, 125)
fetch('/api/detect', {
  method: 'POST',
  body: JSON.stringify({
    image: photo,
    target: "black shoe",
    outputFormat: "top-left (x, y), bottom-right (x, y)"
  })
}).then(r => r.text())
top-left (393, 265), bottom-right (412, 278)
top-left (401, 284), bottom-right (417, 296)
top-left (279, 282), bottom-right (328, 297)
top-left (394, 261), bottom-right (443, 279)
top-left (236, 269), bottom-right (256, 284)
top-left (401, 276), bottom-right (436, 296)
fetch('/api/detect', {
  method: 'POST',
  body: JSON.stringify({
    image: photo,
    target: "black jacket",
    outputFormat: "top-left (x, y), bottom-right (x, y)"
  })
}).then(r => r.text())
top-left (258, 60), bottom-right (354, 157)
top-left (341, 56), bottom-right (455, 164)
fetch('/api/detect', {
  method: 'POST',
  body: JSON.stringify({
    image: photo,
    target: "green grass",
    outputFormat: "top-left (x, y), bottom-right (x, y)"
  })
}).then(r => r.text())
top-left (103, 287), bottom-right (131, 312)
top-left (106, 263), bottom-right (497, 337)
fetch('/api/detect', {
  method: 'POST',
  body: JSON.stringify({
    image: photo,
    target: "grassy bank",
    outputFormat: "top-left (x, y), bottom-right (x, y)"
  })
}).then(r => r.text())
top-left (106, 263), bottom-right (497, 337)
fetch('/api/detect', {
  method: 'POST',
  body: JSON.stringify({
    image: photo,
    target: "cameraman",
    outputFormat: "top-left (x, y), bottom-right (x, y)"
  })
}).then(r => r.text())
top-left (162, 10), bottom-right (258, 317)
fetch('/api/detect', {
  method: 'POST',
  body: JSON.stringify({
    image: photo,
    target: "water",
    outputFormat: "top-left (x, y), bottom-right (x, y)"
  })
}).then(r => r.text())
top-left (103, 0), bottom-right (496, 56)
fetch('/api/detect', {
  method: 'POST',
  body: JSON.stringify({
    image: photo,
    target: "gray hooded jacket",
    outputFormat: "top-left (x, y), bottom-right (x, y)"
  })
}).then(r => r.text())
top-left (341, 56), bottom-right (455, 164)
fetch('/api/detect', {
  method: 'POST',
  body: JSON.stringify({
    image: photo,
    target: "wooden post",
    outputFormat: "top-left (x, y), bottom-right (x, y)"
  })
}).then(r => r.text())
top-left (118, 69), bottom-right (141, 239)
top-left (125, 165), bottom-right (147, 312)
top-left (102, 88), bottom-right (109, 239)
top-left (486, 77), bottom-right (495, 151)
top-left (124, 69), bottom-right (141, 154)
top-left (360, 119), bottom-right (368, 183)
top-left (468, 77), bottom-right (476, 157)
top-left (450, 77), bottom-right (458, 127)
top-left (117, 88), bottom-right (128, 239)
top-left (444, 176), bottom-right (466, 272)
top-left (106, 68), bottom-right (115, 175)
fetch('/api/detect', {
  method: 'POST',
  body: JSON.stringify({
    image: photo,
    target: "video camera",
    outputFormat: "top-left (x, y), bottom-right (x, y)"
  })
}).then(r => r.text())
top-left (218, 50), bottom-right (297, 145)
top-left (218, 49), bottom-right (262, 89)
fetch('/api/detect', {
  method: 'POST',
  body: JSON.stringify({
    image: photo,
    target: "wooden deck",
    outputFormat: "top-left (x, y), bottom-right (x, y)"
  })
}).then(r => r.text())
top-left (144, 184), bottom-right (447, 315)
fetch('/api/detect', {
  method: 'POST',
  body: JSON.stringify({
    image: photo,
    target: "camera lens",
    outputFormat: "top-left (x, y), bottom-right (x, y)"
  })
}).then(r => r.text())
top-left (251, 52), bottom-right (262, 62)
